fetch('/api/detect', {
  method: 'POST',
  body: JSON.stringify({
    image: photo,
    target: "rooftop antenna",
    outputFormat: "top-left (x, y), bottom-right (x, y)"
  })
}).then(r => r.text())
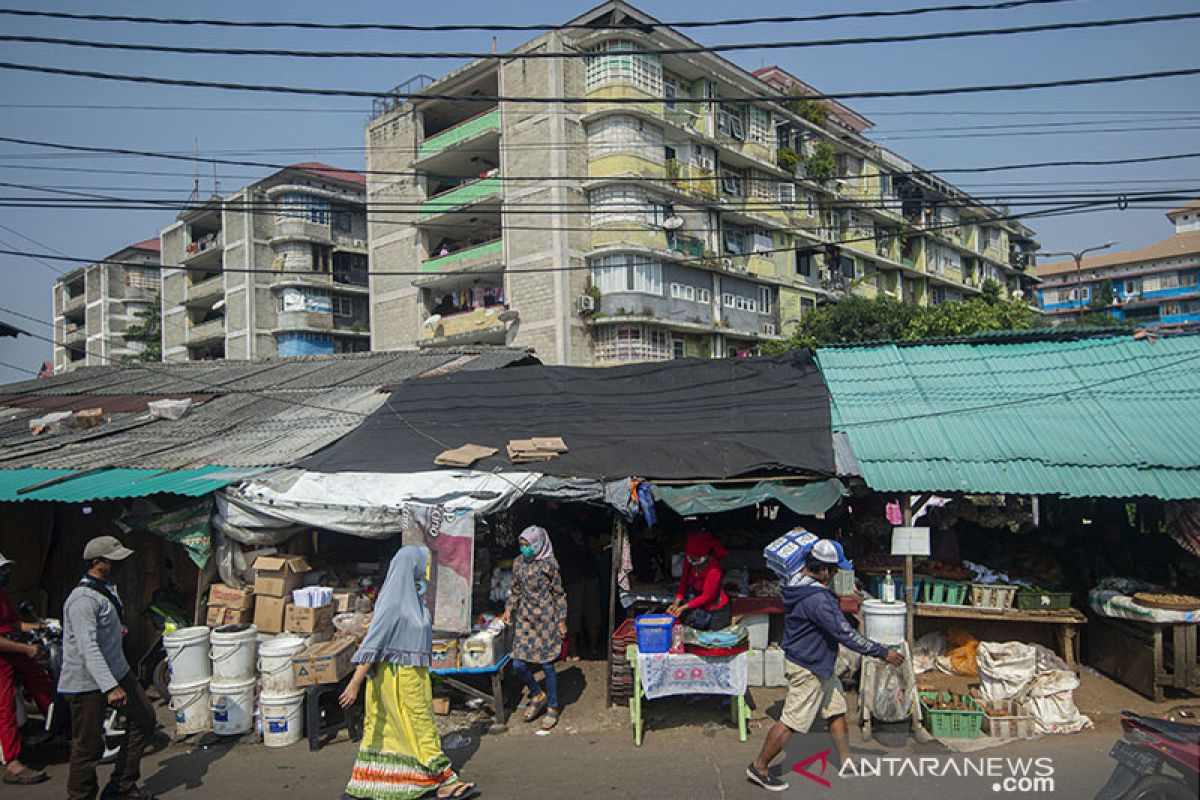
top-left (212, 158), bottom-right (220, 197)
top-left (187, 137), bottom-right (200, 206)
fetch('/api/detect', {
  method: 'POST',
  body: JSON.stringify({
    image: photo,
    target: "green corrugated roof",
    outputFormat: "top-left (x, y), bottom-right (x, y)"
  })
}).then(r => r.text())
top-left (0, 466), bottom-right (266, 502)
top-left (816, 333), bottom-right (1200, 499)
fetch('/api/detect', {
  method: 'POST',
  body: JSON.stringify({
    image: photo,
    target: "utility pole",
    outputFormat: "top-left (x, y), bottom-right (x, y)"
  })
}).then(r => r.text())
top-left (1040, 241), bottom-right (1118, 320)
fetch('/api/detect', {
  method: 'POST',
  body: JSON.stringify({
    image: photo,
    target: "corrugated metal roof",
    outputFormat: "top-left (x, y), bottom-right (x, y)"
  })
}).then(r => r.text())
top-left (0, 466), bottom-right (265, 502)
top-left (816, 333), bottom-right (1200, 499)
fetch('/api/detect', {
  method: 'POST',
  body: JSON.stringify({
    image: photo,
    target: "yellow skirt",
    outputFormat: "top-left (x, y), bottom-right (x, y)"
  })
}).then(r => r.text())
top-left (345, 664), bottom-right (459, 800)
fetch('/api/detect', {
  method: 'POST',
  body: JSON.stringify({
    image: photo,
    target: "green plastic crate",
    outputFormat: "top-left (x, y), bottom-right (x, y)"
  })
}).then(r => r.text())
top-left (918, 691), bottom-right (984, 739)
top-left (1015, 589), bottom-right (1072, 610)
top-left (922, 579), bottom-right (969, 606)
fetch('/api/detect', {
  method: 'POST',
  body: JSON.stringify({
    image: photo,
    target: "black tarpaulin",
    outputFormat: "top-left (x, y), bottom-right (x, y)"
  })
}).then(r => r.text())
top-left (300, 353), bottom-right (834, 481)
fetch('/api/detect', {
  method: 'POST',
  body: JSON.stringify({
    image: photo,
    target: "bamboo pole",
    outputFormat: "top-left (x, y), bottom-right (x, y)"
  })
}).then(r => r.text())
top-left (606, 513), bottom-right (625, 708)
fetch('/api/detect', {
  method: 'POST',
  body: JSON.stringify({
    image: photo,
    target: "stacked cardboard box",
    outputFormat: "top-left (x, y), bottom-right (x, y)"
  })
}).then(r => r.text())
top-left (292, 639), bottom-right (356, 687)
top-left (206, 583), bottom-right (254, 627)
top-left (252, 555), bottom-right (310, 634)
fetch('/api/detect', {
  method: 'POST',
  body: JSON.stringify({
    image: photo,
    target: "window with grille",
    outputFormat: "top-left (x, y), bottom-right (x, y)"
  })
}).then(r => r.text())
top-left (586, 115), bottom-right (663, 159)
top-left (585, 40), bottom-right (663, 95)
top-left (590, 185), bottom-right (646, 226)
top-left (718, 108), bottom-right (746, 141)
top-left (720, 169), bottom-right (745, 198)
top-left (276, 193), bottom-right (330, 224)
top-left (747, 106), bottom-right (771, 144)
top-left (778, 182), bottom-right (797, 205)
top-left (672, 339), bottom-right (686, 359)
top-left (594, 324), bottom-right (672, 363)
top-left (758, 286), bottom-right (773, 315)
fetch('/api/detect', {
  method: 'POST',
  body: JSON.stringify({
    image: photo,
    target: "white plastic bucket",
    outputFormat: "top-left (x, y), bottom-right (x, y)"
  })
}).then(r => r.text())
top-left (168, 678), bottom-right (211, 736)
top-left (258, 636), bottom-right (306, 694)
top-left (210, 624), bottom-right (258, 681)
top-left (260, 689), bottom-right (306, 748)
top-left (163, 626), bottom-right (211, 685)
top-left (209, 677), bottom-right (256, 736)
top-left (862, 599), bottom-right (907, 644)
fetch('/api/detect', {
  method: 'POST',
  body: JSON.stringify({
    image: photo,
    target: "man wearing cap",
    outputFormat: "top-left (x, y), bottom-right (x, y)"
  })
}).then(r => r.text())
top-left (0, 552), bottom-right (54, 785)
top-left (747, 539), bottom-right (904, 792)
top-left (60, 537), bottom-right (157, 800)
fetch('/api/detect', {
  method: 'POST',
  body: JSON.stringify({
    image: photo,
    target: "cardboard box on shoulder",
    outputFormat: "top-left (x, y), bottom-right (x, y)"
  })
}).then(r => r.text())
top-left (208, 583), bottom-right (255, 610)
top-left (252, 554), bottom-right (311, 597)
top-left (254, 595), bottom-right (289, 634)
top-left (285, 602), bottom-right (335, 634)
top-left (292, 639), bottom-right (356, 687)
top-left (206, 606), bottom-right (253, 627)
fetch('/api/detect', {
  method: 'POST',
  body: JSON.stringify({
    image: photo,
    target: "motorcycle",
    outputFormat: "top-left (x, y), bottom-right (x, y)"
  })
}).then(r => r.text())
top-left (1095, 707), bottom-right (1200, 800)
top-left (6, 600), bottom-right (65, 737)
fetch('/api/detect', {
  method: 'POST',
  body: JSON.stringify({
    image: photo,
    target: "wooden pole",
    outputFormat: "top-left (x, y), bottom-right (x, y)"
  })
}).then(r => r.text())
top-left (902, 498), bottom-right (915, 651)
top-left (606, 513), bottom-right (625, 708)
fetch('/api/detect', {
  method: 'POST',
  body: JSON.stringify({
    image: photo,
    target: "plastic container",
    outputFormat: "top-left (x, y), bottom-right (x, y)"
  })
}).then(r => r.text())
top-left (741, 614), bottom-right (770, 650)
top-left (634, 615), bottom-right (673, 654)
top-left (461, 631), bottom-right (505, 669)
top-left (258, 636), bottom-right (307, 694)
top-left (1015, 589), bottom-right (1072, 611)
top-left (210, 677), bottom-right (257, 736)
top-left (862, 599), bottom-right (906, 645)
top-left (210, 624), bottom-right (258, 682)
top-left (260, 689), bottom-right (306, 748)
top-left (918, 691), bottom-right (984, 739)
top-left (831, 568), bottom-right (857, 596)
top-left (882, 571), bottom-right (897, 603)
top-left (745, 648), bottom-right (765, 687)
top-left (764, 646), bottom-right (787, 687)
top-left (979, 699), bottom-right (1037, 740)
top-left (922, 579), bottom-right (969, 606)
top-left (163, 626), bottom-right (211, 686)
top-left (168, 678), bottom-right (211, 736)
top-left (970, 584), bottom-right (1018, 610)
top-left (431, 638), bottom-right (460, 671)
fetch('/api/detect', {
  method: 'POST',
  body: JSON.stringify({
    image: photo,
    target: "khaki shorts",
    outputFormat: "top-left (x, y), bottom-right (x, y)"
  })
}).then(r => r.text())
top-left (780, 660), bottom-right (847, 733)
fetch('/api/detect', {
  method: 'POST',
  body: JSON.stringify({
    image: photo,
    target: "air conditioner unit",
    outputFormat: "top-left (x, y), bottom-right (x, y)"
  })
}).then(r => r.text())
top-left (578, 294), bottom-right (596, 313)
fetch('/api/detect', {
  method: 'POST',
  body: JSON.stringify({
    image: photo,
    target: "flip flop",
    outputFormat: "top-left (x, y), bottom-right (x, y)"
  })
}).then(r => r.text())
top-left (4, 768), bottom-right (49, 785)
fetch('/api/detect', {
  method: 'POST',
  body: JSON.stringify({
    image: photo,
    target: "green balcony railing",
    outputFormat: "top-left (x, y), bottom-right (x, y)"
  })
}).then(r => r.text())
top-left (420, 176), bottom-right (501, 218)
top-left (421, 239), bottom-right (504, 274)
top-left (418, 109), bottom-right (500, 158)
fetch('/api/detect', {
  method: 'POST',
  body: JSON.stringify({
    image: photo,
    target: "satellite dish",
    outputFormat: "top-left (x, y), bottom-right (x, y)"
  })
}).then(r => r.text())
top-left (662, 216), bottom-right (684, 230)
top-left (212, 299), bottom-right (226, 311)
top-left (422, 314), bottom-right (442, 328)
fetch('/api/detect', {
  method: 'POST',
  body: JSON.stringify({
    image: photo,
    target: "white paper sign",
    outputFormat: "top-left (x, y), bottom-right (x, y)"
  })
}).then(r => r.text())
top-left (891, 526), bottom-right (931, 556)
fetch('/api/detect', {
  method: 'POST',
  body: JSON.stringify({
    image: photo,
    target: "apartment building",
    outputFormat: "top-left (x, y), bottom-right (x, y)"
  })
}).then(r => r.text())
top-left (52, 238), bottom-right (161, 372)
top-left (1036, 201), bottom-right (1200, 329)
top-left (160, 163), bottom-right (370, 362)
top-left (365, 0), bottom-right (1039, 365)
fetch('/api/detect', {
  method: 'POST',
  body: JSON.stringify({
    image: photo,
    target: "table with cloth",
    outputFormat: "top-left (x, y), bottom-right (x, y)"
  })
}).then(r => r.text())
top-left (627, 645), bottom-right (749, 746)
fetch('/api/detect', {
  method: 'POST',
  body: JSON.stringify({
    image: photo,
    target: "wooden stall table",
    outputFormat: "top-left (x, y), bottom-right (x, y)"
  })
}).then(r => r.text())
top-left (626, 645), bottom-right (749, 746)
top-left (1088, 616), bottom-right (1199, 701)
top-left (915, 604), bottom-right (1087, 672)
top-left (432, 654), bottom-right (511, 732)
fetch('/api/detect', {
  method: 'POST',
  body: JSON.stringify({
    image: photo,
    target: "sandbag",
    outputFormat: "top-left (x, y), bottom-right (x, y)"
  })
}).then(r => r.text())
top-left (977, 641), bottom-right (1037, 701)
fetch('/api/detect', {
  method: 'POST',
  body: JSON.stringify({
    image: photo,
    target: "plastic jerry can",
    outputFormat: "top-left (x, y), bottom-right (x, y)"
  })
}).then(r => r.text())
top-left (745, 648), bottom-right (765, 687)
top-left (764, 646), bottom-right (787, 687)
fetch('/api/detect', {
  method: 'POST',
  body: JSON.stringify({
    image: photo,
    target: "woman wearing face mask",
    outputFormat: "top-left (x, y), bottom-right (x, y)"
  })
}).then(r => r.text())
top-left (499, 525), bottom-right (568, 731)
top-left (340, 546), bottom-right (477, 800)
top-left (667, 532), bottom-right (732, 630)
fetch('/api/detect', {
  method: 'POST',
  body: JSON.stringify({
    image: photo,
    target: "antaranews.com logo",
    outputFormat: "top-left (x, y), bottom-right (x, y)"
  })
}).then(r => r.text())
top-left (793, 750), bottom-right (1056, 792)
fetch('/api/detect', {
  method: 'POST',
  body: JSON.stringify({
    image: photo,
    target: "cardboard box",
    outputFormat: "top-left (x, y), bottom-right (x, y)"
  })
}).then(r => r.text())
top-left (206, 606), bottom-right (253, 627)
top-left (208, 583), bottom-right (255, 611)
top-left (253, 595), bottom-right (289, 634)
top-left (252, 555), bottom-right (311, 597)
top-left (332, 590), bottom-right (360, 614)
top-left (292, 639), bottom-right (356, 687)
top-left (285, 602), bottom-right (335, 634)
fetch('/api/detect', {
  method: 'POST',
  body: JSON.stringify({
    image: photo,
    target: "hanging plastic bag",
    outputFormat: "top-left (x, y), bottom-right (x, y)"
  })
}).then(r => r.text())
top-left (911, 631), bottom-right (947, 675)
top-left (977, 641), bottom-right (1037, 702)
top-left (947, 628), bottom-right (980, 678)
top-left (871, 657), bottom-right (916, 722)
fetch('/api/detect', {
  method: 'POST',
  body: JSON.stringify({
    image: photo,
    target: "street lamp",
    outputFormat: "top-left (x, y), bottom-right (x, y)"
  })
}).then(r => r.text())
top-left (1039, 241), bottom-right (1118, 320)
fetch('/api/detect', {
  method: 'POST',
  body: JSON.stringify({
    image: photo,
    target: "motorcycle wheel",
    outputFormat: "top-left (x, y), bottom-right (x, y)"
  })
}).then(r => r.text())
top-left (1129, 775), bottom-right (1193, 800)
top-left (152, 660), bottom-right (171, 704)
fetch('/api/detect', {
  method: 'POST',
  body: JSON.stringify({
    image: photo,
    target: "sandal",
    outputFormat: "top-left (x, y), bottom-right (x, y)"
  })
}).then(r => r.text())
top-left (435, 782), bottom-right (477, 799)
top-left (541, 708), bottom-right (560, 731)
top-left (522, 693), bottom-right (547, 723)
top-left (3, 767), bottom-right (49, 785)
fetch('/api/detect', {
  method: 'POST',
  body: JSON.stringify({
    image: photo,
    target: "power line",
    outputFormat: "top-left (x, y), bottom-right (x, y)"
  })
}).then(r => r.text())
top-left (1, 60), bottom-right (1198, 102)
top-left (6, 11), bottom-right (1198, 61)
top-left (0, 1), bottom-right (1087, 33)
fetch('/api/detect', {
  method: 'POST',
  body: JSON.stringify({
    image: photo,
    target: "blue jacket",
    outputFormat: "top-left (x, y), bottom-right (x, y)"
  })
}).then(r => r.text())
top-left (781, 577), bottom-right (890, 680)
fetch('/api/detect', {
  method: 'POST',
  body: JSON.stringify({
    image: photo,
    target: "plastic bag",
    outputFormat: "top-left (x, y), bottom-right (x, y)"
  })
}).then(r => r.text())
top-left (947, 628), bottom-right (980, 678)
top-left (977, 641), bottom-right (1037, 701)
top-left (872, 658), bottom-right (916, 723)
top-left (911, 631), bottom-right (947, 675)
top-left (835, 644), bottom-right (862, 681)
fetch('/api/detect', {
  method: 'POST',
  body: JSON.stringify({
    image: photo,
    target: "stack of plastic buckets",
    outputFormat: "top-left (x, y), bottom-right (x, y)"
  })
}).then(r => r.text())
top-left (257, 636), bottom-right (308, 747)
top-left (162, 626), bottom-right (212, 736)
top-left (208, 623), bottom-right (258, 736)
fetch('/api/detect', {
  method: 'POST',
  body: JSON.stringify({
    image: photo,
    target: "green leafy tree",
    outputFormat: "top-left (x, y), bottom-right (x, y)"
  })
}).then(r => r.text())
top-left (763, 295), bottom-right (919, 353)
top-left (804, 141), bottom-right (837, 184)
top-left (1089, 279), bottom-right (1114, 310)
top-left (905, 297), bottom-right (1034, 339)
top-left (776, 147), bottom-right (800, 174)
top-left (980, 278), bottom-right (1003, 305)
top-left (121, 301), bottom-right (162, 363)
top-left (785, 98), bottom-right (829, 126)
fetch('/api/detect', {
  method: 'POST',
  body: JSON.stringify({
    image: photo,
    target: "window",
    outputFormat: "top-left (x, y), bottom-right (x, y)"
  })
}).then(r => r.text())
top-left (647, 200), bottom-right (671, 228)
top-left (632, 261), bottom-right (662, 294)
top-left (751, 228), bottom-right (773, 254)
top-left (589, 185), bottom-right (645, 226)
top-left (332, 295), bottom-right (355, 317)
top-left (586, 41), bottom-right (663, 95)
top-left (591, 258), bottom-right (628, 294)
top-left (672, 339), bottom-right (686, 359)
top-left (722, 292), bottom-right (736, 308)
top-left (797, 252), bottom-right (815, 278)
top-left (747, 106), bottom-right (771, 144)
top-left (586, 115), bottom-right (663, 158)
top-left (1124, 280), bottom-right (1139, 295)
top-left (670, 282), bottom-right (695, 301)
top-left (717, 108), bottom-right (746, 140)
top-left (1181, 271), bottom-right (1199, 286)
top-left (720, 170), bottom-right (744, 198)
top-left (800, 297), bottom-right (816, 315)
top-left (277, 193), bottom-right (331, 224)
top-left (758, 286), bottom-right (773, 315)
top-left (838, 256), bottom-right (856, 280)
top-left (594, 324), bottom-right (672, 363)
top-left (982, 226), bottom-right (1001, 252)
top-left (723, 224), bottom-right (748, 256)
top-left (663, 79), bottom-right (678, 109)
top-left (697, 288), bottom-right (711, 304)
top-left (778, 182), bottom-right (797, 205)
top-left (734, 296), bottom-right (757, 312)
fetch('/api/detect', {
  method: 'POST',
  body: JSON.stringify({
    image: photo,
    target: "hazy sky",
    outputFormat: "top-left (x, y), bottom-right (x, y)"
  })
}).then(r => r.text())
top-left (1, 0), bottom-right (1197, 374)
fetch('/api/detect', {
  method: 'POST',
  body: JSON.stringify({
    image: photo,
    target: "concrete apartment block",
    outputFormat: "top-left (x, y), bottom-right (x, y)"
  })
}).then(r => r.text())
top-left (160, 163), bottom-right (370, 362)
top-left (365, 1), bottom-right (1039, 365)
top-left (52, 239), bottom-right (161, 372)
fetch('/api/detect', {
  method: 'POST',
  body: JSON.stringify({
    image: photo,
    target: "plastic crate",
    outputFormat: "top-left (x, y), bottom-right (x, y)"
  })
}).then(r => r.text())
top-left (922, 579), bottom-right (969, 606)
top-left (970, 583), bottom-right (1018, 610)
top-left (1015, 589), bottom-right (1072, 610)
top-left (918, 691), bottom-right (984, 739)
top-left (634, 614), bottom-right (674, 654)
top-left (861, 573), bottom-right (925, 602)
top-left (979, 699), bottom-right (1037, 740)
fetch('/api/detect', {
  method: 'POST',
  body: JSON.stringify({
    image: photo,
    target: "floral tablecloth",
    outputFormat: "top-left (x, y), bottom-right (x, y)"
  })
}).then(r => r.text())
top-left (636, 651), bottom-right (748, 699)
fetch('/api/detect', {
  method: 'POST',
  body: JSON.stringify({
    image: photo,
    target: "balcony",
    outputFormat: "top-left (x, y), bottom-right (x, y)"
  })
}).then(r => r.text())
top-left (667, 233), bottom-right (706, 259)
top-left (63, 293), bottom-right (85, 314)
top-left (666, 160), bottom-right (717, 200)
top-left (185, 274), bottom-right (224, 307)
top-left (419, 306), bottom-right (507, 346)
top-left (275, 310), bottom-right (333, 334)
top-left (182, 232), bottom-right (223, 265)
top-left (419, 176), bottom-right (501, 219)
top-left (187, 317), bottom-right (225, 344)
top-left (332, 232), bottom-right (368, 253)
top-left (420, 239), bottom-right (503, 276)
top-left (418, 108), bottom-right (500, 159)
top-left (63, 324), bottom-right (85, 345)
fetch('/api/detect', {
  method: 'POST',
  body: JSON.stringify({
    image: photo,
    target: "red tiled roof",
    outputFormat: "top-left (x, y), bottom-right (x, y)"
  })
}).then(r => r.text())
top-left (130, 238), bottom-right (160, 253)
top-left (289, 162), bottom-right (366, 187)
top-left (752, 66), bottom-right (874, 133)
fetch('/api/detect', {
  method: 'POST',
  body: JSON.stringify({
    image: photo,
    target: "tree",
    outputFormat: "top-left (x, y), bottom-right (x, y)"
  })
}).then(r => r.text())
top-left (121, 301), bottom-right (162, 363)
top-left (763, 295), bottom-right (919, 354)
top-left (776, 147), bottom-right (800, 174)
top-left (1089, 279), bottom-right (1114, 311)
top-left (784, 98), bottom-right (829, 126)
top-left (980, 278), bottom-right (1003, 305)
top-left (905, 297), bottom-right (1034, 339)
top-left (804, 141), bottom-right (837, 184)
